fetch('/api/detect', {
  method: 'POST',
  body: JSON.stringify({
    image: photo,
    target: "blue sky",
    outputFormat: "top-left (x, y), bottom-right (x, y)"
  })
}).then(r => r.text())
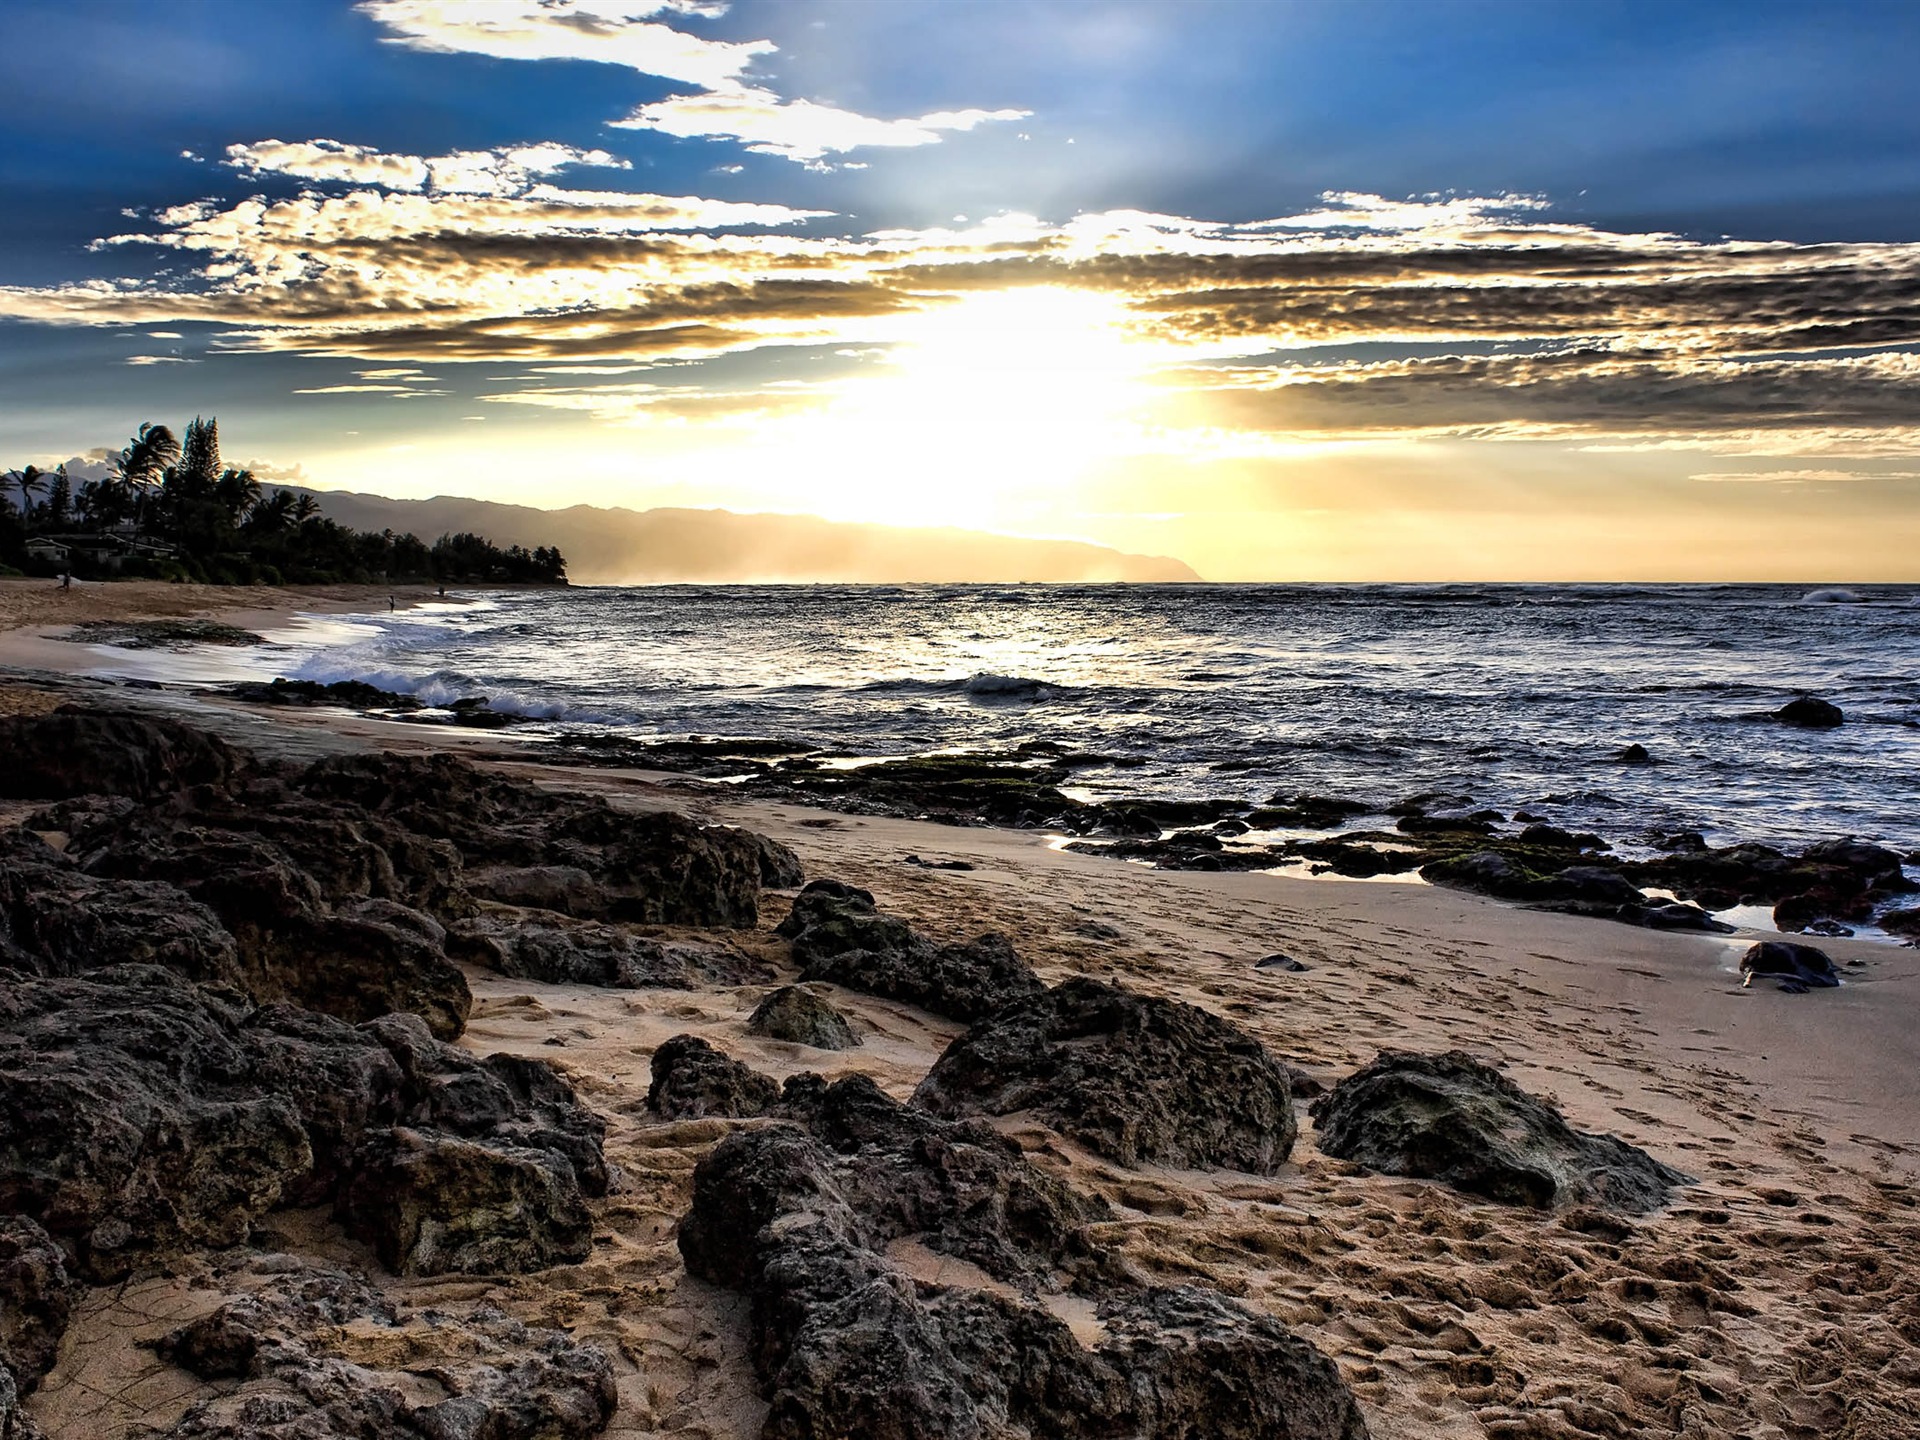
top-left (3, 0), bottom-right (1918, 578)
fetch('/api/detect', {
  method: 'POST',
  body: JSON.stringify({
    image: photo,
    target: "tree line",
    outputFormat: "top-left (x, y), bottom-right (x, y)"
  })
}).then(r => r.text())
top-left (1, 419), bottom-right (565, 586)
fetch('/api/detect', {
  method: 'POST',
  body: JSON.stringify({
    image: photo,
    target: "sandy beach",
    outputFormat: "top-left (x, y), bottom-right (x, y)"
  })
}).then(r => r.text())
top-left (3, 589), bottom-right (1918, 1439)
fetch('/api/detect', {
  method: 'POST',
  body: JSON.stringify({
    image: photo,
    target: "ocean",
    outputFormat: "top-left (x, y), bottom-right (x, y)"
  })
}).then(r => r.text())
top-left (84, 581), bottom-right (1920, 863)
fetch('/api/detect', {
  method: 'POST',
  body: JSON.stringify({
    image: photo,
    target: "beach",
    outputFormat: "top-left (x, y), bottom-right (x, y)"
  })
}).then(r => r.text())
top-left (3, 583), bottom-right (1918, 1439)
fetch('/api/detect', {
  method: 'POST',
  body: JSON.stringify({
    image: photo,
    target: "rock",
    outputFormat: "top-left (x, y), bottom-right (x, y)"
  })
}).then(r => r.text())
top-left (224, 676), bottom-right (426, 711)
top-left (781, 881), bottom-right (1045, 1023)
top-left (717, 825), bottom-right (806, 889)
top-left (1636, 902), bottom-right (1735, 932)
top-left (469, 863), bottom-right (609, 914)
top-left (749, 986), bottom-right (862, 1049)
top-left (0, 832), bottom-right (243, 988)
top-left (0, 967), bottom-right (605, 1280)
top-left (77, 813), bottom-right (472, 1039)
top-left (0, 966), bottom-right (313, 1280)
top-left (1612, 743), bottom-right (1655, 764)
top-left (1310, 1049), bottom-right (1690, 1212)
top-left (1775, 695), bottom-right (1844, 728)
top-left (1248, 794), bottom-right (1372, 829)
top-left (450, 906), bottom-right (767, 989)
top-left (914, 978), bottom-right (1297, 1173)
top-left (334, 1126), bottom-right (595, 1276)
top-left (647, 1034), bottom-right (781, 1120)
top-left (1517, 824), bottom-right (1608, 852)
top-left (1255, 952), bottom-right (1310, 973)
top-left (151, 1257), bottom-right (616, 1438)
top-left (1651, 830), bottom-right (1708, 853)
top-left (680, 1076), bottom-right (1363, 1440)
top-left (1740, 940), bottom-right (1841, 990)
top-left (1880, 907), bottom-right (1920, 938)
top-left (295, 750), bottom-right (771, 927)
top-left (0, 1215), bottom-right (75, 1397)
top-left (0, 707), bottom-right (239, 802)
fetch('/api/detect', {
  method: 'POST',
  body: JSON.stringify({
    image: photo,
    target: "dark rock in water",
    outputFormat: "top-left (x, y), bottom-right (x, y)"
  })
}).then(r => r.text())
top-left (1310, 1049), bottom-right (1690, 1213)
top-left (0, 967), bottom-right (606, 1281)
top-left (781, 880), bottom-right (1045, 1022)
top-left (0, 706), bottom-right (238, 802)
top-left (449, 906), bottom-right (767, 989)
top-left (1800, 918), bottom-right (1856, 938)
top-left (1612, 743), bottom-right (1656, 765)
top-left (1775, 695), bottom-right (1844, 728)
top-left (680, 1075), bottom-right (1364, 1440)
top-left (1397, 812), bottom-right (1498, 836)
top-left (1635, 902), bottom-right (1735, 933)
top-left (1517, 823), bottom-right (1609, 852)
top-left (1388, 790), bottom-right (1473, 817)
top-left (742, 750), bottom-right (1087, 831)
top-left (152, 1257), bottom-right (617, 1438)
top-left (914, 977), bottom-right (1297, 1174)
top-left (224, 676), bottom-right (426, 711)
top-left (0, 831), bottom-right (242, 987)
top-left (1255, 952), bottom-right (1310, 973)
top-left (1741, 940), bottom-right (1841, 990)
top-left (1880, 907), bottom-right (1920, 938)
top-left (1651, 830), bottom-right (1709, 853)
top-left (1285, 836), bottom-right (1420, 878)
top-left (749, 986), bottom-right (862, 1050)
top-left (0, 1215), bottom-right (75, 1399)
top-left (648, 1034), bottom-right (781, 1120)
top-left (335, 1126), bottom-right (595, 1276)
top-left (1250, 793), bottom-right (1373, 829)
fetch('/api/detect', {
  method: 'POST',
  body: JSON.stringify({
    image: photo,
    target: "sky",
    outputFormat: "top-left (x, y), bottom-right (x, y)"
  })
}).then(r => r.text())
top-left (3, 0), bottom-right (1919, 580)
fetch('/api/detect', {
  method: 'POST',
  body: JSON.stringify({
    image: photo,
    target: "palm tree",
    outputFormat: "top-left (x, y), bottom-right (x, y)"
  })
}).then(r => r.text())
top-left (117, 423), bottom-right (180, 490)
top-left (10, 464), bottom-right (46, 516)
top-left (215, 466), bottom-right (260, 525)
top-left (246, 488), bottom-right (297, 536)
top-left (291, 493), bottom-right (321, 525)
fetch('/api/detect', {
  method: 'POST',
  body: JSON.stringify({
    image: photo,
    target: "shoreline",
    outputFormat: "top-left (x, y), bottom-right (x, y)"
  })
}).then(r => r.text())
top-left (5, 665), bottom-right (1920, 1437)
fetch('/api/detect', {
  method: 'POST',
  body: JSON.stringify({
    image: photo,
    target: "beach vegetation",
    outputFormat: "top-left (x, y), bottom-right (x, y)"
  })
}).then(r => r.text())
top-left (2, 419), bottom-right (567, 586)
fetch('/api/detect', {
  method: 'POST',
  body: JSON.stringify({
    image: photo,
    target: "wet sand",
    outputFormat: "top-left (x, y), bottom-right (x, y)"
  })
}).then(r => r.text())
top-left (8, 664), bottom-right (1920, 1439)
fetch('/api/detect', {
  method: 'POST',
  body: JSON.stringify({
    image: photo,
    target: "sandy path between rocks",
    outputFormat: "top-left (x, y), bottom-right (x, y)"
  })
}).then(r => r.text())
top-left (16, 684), bottom-right (1920, 1440)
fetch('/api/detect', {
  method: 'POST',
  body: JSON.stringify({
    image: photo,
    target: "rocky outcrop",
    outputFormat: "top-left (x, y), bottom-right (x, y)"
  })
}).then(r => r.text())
top-left (0, 967), bottom-right (605, 1281)
top-left (780, 880), bottom-right (1045, 1023)
top-left (647, 1035), bottom-right (780, 1120)
top-left (1740, 940), bottom-right (1841, 992)
top-left (1310, 1049), bottom-right (1689, 1213)
top-left (680, 1074), bottom-right (1366, 1440)
top-left (449, 906), bottom-right (767, 990)
top-left (335, 1127), bottom-right (595, 1276)
top-left (152, 1257), bottom-right (616, 1438)
top-left (0, 1216), bottom-right (75, 1400)
top-left (914, 978), bottom-right (1297, 1174)
top-left (749, 986), bottom-right (861, 1049)
top-left (0, 832), bottom-right (242, 987)
top-left (295, 750), bottom-right (771, 927)
top-left (0, 707), bottom-right (239, 803)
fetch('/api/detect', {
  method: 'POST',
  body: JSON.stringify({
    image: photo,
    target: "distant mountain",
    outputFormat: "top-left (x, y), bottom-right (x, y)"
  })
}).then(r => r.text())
top-left (291, 490), bottom-right (1202, 584)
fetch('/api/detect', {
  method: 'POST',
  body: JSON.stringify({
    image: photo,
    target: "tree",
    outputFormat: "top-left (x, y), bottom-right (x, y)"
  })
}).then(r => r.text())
top-left (246, 488), bottom-right (296, 536)
top-left (117, 423), bottom-right (180, 490)
top-left (45, 466), bottom-right (71, 528)
top-left (214, 466), bottom-right (259, 525)
top-left (9, 464), bottom-right (46, 516)
top-left (175, 417), bottom-right (221, 493)
top-left (292, 493), bottom-right (321, 525)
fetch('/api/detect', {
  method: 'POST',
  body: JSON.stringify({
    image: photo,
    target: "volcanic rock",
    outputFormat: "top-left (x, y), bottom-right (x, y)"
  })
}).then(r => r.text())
top-left (1775, 695), bottom-right (1844, 728)
top-left (648, 1034), bottom-right (781, 1120)
top-left (781, 880), bottom-right (1045, 1022)
top-left (0, 1215), bottom-right (75, 1398)
top-left (0, 707), bottom-right (239, 802)
top-left (1740, 940), bottom-right (1842, 991)
top-left (1310, 1049), bottom-right (1690, 1213)
top-left (450, 906), bottom-right (767, 989)
top-left (914, 977), bottom-right (1297, 1173)
top-left (749, 986), bottom-right (862, 1049)
top-left (152, 1257), bottom-right (616, 1438)
top-left (334, 1126), bottom-right (595, 1276)
top-left (679, 1075), bottom-right (1365, 1440)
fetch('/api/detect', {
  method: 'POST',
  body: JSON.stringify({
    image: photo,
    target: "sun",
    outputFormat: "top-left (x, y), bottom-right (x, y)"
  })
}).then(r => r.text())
top-left (771, 286), bottom-right (1156, 529)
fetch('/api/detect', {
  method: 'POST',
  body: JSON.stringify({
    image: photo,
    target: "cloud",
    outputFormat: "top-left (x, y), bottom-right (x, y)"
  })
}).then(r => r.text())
top-left (614, 88), bottom-right (1029, 165)
top-left (358, 0), bottom-right (1025, 168)
top-left (1691, 468), bottom-right (1920, 483)
top-left (225, 138), bottom-right (628, 197)
top-left (6, 187), bottom-right (1920, 458)
top-left (123, 354), bottom-right (195, 365)
top-left (356, 0), bottom-right (773, 88)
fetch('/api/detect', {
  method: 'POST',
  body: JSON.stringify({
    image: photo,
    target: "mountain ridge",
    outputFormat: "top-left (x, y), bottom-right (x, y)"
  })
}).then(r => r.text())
top-left (292, 489), bottom-right (1202, 584)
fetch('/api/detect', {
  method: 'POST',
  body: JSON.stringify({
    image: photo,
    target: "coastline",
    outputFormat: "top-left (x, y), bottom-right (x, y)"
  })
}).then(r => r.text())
top-left (5, 631), bottom-right (1919, 1437)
